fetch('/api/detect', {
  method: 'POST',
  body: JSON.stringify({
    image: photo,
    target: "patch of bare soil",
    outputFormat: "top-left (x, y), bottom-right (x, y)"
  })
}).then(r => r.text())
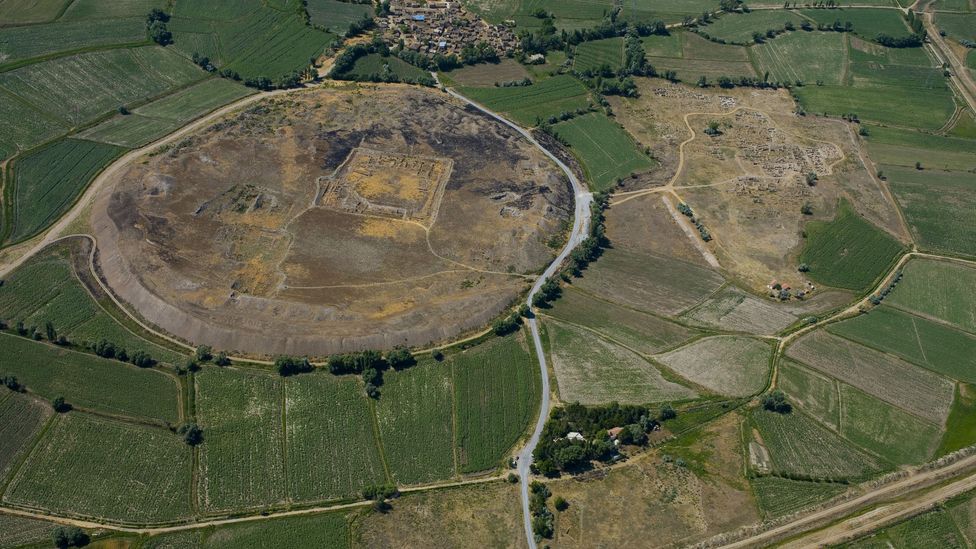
top-left (91, 84), bottom-right (571, 356)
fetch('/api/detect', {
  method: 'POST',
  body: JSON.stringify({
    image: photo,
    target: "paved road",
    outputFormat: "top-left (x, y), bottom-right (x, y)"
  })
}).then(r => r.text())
top-left (439, 76), bottom-right (593, 548)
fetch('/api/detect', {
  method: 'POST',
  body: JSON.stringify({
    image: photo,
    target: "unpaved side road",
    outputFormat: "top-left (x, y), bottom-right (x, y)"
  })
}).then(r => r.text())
top-left (439, 76), bottom-right (593, 549)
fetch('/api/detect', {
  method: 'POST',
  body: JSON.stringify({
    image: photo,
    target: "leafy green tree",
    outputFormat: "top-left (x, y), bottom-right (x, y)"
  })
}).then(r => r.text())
top-left (51, 396), bottom-right (70, 413)
top-left (45, 321), bottom-right (57, 342)
top-left (195, 345), bottom-right (213, 362)
top-left (386, 348), bottom-right (414, 370)
top-left (177, 422), bottom-right (204, 445)
top-left (52, 526), bottom-right (88, 548)
top-left (762, 390), bottom-right (792, 414)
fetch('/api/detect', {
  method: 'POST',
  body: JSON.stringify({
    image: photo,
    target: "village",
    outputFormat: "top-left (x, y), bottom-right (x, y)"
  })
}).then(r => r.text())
top-left (377, 0), bottom-right (519, 57)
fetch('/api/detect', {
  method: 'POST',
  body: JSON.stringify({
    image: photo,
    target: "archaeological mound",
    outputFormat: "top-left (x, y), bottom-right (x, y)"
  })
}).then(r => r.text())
top-left (93, 85), bottom-right (572, 356)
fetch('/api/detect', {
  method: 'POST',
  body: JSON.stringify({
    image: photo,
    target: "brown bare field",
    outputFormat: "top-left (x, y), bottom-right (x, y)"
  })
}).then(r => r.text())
top-left (90, 84), bottom-right (572, 356)
top-left (351, 482), bottom-right (525, 548)
top-left (604, 191), bottom-right (713, 266)
top-left (549, 412), bottom-right (759, 548)
top-left (655, 336), bottom-right (773, 397)
top-left (444, 58), bottom-right (531, 86)
top-left (680, 285), bottom-right (798, 334)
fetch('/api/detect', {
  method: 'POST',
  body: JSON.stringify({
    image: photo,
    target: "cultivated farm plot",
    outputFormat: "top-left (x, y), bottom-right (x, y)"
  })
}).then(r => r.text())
top-left (545, 286), bottom-right (697, 354)
top-left (750, 476), bottom-right (848, 519)
top-left (777, 359), bottom-right (840, 429)
top-left (793, 83), bottom-right (955, 130)
top-left (75, 115), bottom-right (182, 149)
top-left (573, 247), bottom-right (725, 316)
top-left (459, 75), bottom-right (592, 127)
top-left (452, 334), bottom-right (539, 473)
top-left (553, 112), bottom-right (655, 191)
top-left (699, 11), bottom-right (806, 44)
top-left (306, 0), bottom-right (373, 34)
top-left (0, 513), bottom-right (60, 548)
top-left (847, 508), bottom-right (968, 548)
top-left (0, 0), bottom-right (69, 24)
top-left (886, 259), bottom-right (976, 334)
top-left (0, 334), bottom-right (181, 422)
top-left (574, 37), bottom-right (624, 73)
top-left (196, 367), bottom-right (286, 512)
top-left (800, 8), bottom-right (913, 39)
top-left (0, 18), bottom-right (147, 66)
top-left (4, 413), bottom-right (192, 523)
top-left (545, 319), bottom-right (697, 405)
top-left (644, 31), bottom-right (757, 80)
top-left (882, 165), bottom-right (976, 258)
top-left (443, 58), bottom-right (531, 87)
top-left (60, 0), bottom-right (165, 20)
top-left (655, 336), bottom-right (771, 397)
top-left (839, 384), bottom-right (941, 465)
top-left (864, 124), bottom-right (976, 172)
top-left (787, 331), bottom-right (954, 425)
top-left (193, 512), bottom-right (348, 549)
top-left (750, 409), bottom-right (885, 481)
top-left (216, 8), bottom-right (335, 80)
top-left (375, 360), bottom-right (456, 485)
top-left (680, 285), bottom-right (798, 334)
top-left (0, 89), bottom-right (66, 162)
top-left (285, 373), bottom-right (388, 501)
top-left (752, 31), bottom-right (847, 85)
top-left (345, 53), bottom-right (430, 81)
top-left (0, 392), bottom-right (51, 480)
top-left (514, 0), bottom-right (611, 32)
top-left (828, 306), bottom-right (976, 383)
top-left (936, 12), bottom-right (976, 42)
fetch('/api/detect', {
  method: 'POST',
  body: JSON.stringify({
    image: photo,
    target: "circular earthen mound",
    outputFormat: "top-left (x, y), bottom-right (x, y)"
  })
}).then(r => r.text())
top-left (92, 84), bottom-right (572, 356)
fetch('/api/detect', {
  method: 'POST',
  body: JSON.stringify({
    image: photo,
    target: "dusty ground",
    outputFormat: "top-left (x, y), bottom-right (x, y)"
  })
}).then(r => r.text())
top-left (90, 83), bottom-right (572, 356)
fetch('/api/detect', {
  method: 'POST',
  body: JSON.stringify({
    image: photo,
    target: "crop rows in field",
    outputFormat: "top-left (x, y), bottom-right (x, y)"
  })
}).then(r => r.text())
top-left (777, 360), bottom-right (840, 429)
top-left (787, 331), bottom-right (954, 425)
top-left (574, 37), bottom-right (624, 73)
top-left (798, 200), bottom-right (904, 291)
top-left (217, 8), bottom-right (334, 79)
top-left (848, 508), bottom-right (968, 548)
top-left (886, 259), bottom-right (976, 334)
top-left (459, 75), bottom-right (592, 127)
top-left (284, 373), bottom-right (387, 501)
top-left (752, 31), bottom-right (846, 85)
top-left (936, 12), bottom-right (976, 42)
top-left (4, 413), bottom-right (192, 523)
top-left (656, 336), bottom-right (771, 397)
top-left (345, 53), bottom-right (430, 81)
top-left (750, 476), bottom-right (848, 518)
top-left (0, 0), bottom-right (69, 24)
top-left (0, 18), bottom-right (147, 66)
top-left (453, 334), bottom-right (539, 473)
top-left (306, 0), bottom-right (373, 34)
top-left (751, 409), bottom-right (885, 481)
top-left (375, 360), bottom-right (456, 485)
top-left (680, 285), bottom-right (797, 334)
top-left (553, 112), bottom-right (655, 191)
top-left (800, 8), bottom-right (913, 39)
top-left (546, 286), bottom-right (696, 354)
top-left (546, 319), bottom-right (697, 405)
top-left (172, 0), bottom-right (262, 21)
top-left (864, 124), bottom-right (975, 172)
top-left (513, 0), bottom-right (612, 32)
top-left (60, 0), bottom-right (165, 20)
top-left (795, 82), bottom-right (955, 130)
top-left (839, 384), bottom-right (941, 465)
top-left (882, 166), bottom-right (976, 258)
top-left (0, 513), bottom-right (59, 548)
top-left (643, 31), bottom-right (757, 80)
top-left (0, 392), bottom-right (51, 480)
top-left (143, 511), bottom-right (350, 549)
top-left (698, 10), bottom-right (806, 44)
top-left (195, 367), bottom-right (286, 512)
top-left (75, 115), bottom-right (183, 148)
top-left (0, 89), bottom-right (66, 162)
top-left (0, 334), bottom-right (181, 422)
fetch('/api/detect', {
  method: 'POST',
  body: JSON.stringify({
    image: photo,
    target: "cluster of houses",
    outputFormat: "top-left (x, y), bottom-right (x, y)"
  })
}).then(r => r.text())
top-left (377, 0), bottom-right (519, 56)
top-left (767, 279), bottom-right (816, 300)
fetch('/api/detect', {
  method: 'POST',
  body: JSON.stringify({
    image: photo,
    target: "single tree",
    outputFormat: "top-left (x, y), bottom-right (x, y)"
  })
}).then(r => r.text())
top-left (52, 396), bottom-right (70, 413)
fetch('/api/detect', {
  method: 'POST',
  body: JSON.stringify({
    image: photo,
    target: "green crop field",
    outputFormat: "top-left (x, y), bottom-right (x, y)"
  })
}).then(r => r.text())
top-left (60, 0), bottom-right (164, 20)
top-left (0, 392), bottom-right (51, 480)
top-left (514, 0), bottom-right (613, 32)
top-left (750, 477), bottom-right (848, 518)
top-left (839, 384), bottom-right (941, 465)
top-left (800, 9), bottom-right (912, 39)
top-left (622, 0), bottom-right (720, 25)
top-left (285, 373), bottom-right (387, 501)
top-left (0, 89), bottom-right (67, 162)
top-left (0, 243), bottom-right (183, 363)
top-left (0, 334), bottom-right (181, 422)
top-left (828, 306), bottom-right (976, 383)
top-left (846, 508), bottom-right (968, 548)
top-left (574, 37), bottom-right (624, 73)
top-left (574, 247), bottom-right (725, 316)
top-left (882, 165), bottom-right (976, 258)
top-left (641, 32), bottom-right (683, 58)
top-left (864, 125), bottom-right (976, 172)
top-left (545, 319), bottom-right (697, 405)
top-left (345, 53), bottom-right (430, 81)
top-left (886, 259), bottom-right (976, 334)
top-left (777, 359), bottom-right (840, 429)
top-left (798, 200), bottom-right (904, 291)
top-left (680, 286), bottom-right (798, 334)
top-left (375, 361), bottom-right (455, 485)
top-left (459, 75), bottom-right (592, 127)
top-left (698, 10), bottom-right (805, 44)
top-left (940, 384), bottom-right (976, 456)
top-left (172, 0), bottom-right (262, 20)
top-left (0, 0), bottom-right (70, 24)
top-left (306, 0), bottom-right (372, 34)
top-left (750, 408), bottom-right (885, 481)
top-left (453, 334), bottom-right (539, 473)
top-left (787, 331), bottom-right (955, 425)
top-left (75, 115), bottom-right (182, 149)
top-left (793, 84), bottom-right (955, 130)
top-left (143, 511), bottom-right (350, 548)
top-left (644, 31), bottom-right (757, 81)
top-left (656, 336), bottom-right (771, 397)
top-left (4, 413), bottom-right (192, 523)
top-left (0, 18), bottom-right (148, 66)
top-left (545, 286), bottom-right (696, 354)
top-left (8, 139), bottom-right (124, 242)
top-left (752, 31), bottom-right (847, 85)
top-left (196, 367), bottom-right (286, 512)
top-left (553, 112), bottom-right (655, 191)
top-left (936, 12), bottom-right (976, 42)
top-left (0, 513), bottom-right (60, 548)
top-left (0, 46), bottom-right (203, 126)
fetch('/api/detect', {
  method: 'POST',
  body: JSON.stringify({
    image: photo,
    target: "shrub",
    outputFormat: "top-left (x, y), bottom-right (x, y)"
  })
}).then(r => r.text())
top-left (195, 345), bottom-right (213, 362)
top-left (386, 347), bottom-right (415, 369)
top-left (554, 496), bottom-right (569, 511)
top-left (52, 526), bottom-right (88, 549)
top-left (177, 422), bottom-right (204, 445)
top-left (275, 356), bottom-right (313, 377)
top-left (762, 390), bottom-right (792, 414)
top-left (51, 396), bottom-right (71, 413)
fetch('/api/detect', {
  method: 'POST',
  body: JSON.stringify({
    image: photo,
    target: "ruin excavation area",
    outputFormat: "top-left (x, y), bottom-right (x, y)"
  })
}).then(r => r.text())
top-left (91, 84), bottom-right (572, 356)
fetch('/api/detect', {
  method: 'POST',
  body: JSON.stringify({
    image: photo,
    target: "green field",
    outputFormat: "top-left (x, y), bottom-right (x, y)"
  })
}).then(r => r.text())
top-left (645, 31), bottom-right (757, 81)
top-left (800, 8), bottom-right (912, 39)
top-left (840, 384), bottom-right (941, 465)
top-left (845, 507), bottom-right (968, 548)
top-left (574, 37), bottom-right (624, 73)
top-left (0, 89), bottom-right (67, 162)
top-left (0, 242), bottom-right (183, 363)
top-left (8, 139), bottom-right (124, 242)
top-left (621, 0), bottom-right (721, 25)
top-left (0, 0), bottom-right (70, 24)
top-left (794, 84), bottom-right (955, 130)
top-left (750, 477), bottom-right (848, 518)
top-left (375, 360), bottom-right (456, 485)
top-left (939, 384), bottom-right (976, 456)
top-left (828, 306), bottom-right (976, 383)
top-left (459, 74), bottom-right (592, 127)
top-left (147, 512), bottom-right (350, 549)
top-left (60, 0), bottom-right (164, 20)
top-left (777, 359), bottom-right (840, 429)
top-left (513, 0), bottom-right (614, 32)
top-left (545, 319), bottom-right (697, 405)
top-left (196, 367), bottom-right (285, 512)
top-left (345, 53), bottom-right (431, 81)
top-left (886, 259), bottom-right (976, 334)
top-left (698, 10), bottom-right (805, 44)
top-left (552, 112), bottom-right (655, 191)
top-left (751, 408), bottom-right (885, 481)
top-left (656, 336), bottom-right (771, 397)
top-left (0, 18), bottom-right (148, 66)
top-left (936, 12), bottom-right (976, 42)
top-left (798, 201), bottom-right (904, 291)
top-left (285, 373), bottom-right (387, 500)
top-left (545, 286), bottom-right (697, 354)
top-left (0, 392), bottom-right (51, 480)
top-left (306, 0), bottom-right (372, 34)
top-left (453, 334), bottom-right (540, 473)
top-left (0, 334), bottom-right (181, 422)
top-left (864, 125), bottom-right (976, 172)
top-left (752, 31), bottom-right (847, 85)
top-left (75, 115), bottom-right (183, 148)
top-left (4, 413), bottom-right (192, 523)
top-left (882, 165), bottom-right (976, 257)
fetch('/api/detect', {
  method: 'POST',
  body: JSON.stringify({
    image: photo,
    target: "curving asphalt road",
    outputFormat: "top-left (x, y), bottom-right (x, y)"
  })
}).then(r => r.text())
top-left (439, 76), bottom-right (593, 548)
